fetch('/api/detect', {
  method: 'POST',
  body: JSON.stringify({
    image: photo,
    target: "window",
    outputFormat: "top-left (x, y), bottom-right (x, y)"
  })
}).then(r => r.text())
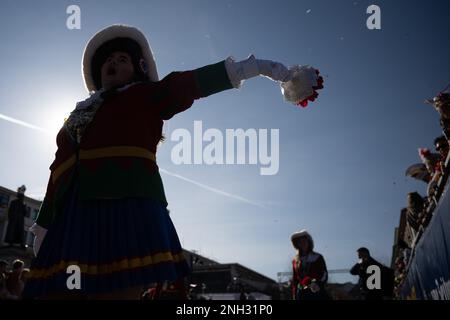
top-left (33, 208), bottom-right (39, 220)
top-left (0, 192), bottom-right (10, 208)
top-left (0, 192), bottom-right (10, 220)
top-left (25, 206), bottom-right (31, 218)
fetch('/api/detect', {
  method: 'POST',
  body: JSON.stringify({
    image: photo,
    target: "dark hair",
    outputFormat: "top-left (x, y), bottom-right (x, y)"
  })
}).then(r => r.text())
top-left (407, 192), bottom-right (424, 207)
top-left (357, 247), bottom-right (370, 256)
top-left (0, 260), bottom-right (8, 267)
top-left (91, 37), bottom-right (149, 90)
top-left (434, 135), bottom-right (448, 147)
top-left (296, 236), bottom-right (314, 256)
top-left (437, 92), bottom-right (450, 103)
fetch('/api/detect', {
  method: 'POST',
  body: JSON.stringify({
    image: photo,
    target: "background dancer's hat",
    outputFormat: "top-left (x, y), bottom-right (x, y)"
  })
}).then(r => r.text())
top-left (82, 24), bottom-right (158, 92)
top-left (291, 229), bottom-right (314, 250)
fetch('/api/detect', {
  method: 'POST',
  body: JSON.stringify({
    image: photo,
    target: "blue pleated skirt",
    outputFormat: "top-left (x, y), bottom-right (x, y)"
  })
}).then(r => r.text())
top-left (23, 182), bottom-right (190, 298)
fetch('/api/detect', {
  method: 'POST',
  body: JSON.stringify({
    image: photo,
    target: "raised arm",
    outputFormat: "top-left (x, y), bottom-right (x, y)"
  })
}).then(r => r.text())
top-left (155, 55), bottom-right (324, 119)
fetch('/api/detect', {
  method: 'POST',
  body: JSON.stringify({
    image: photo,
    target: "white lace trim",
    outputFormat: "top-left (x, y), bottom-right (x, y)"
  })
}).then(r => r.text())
top-left (65, 82), bottom-right (141, 143)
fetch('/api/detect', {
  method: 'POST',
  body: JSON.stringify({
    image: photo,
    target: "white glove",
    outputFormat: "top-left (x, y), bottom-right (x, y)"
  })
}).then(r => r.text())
top-left (256, 58), bottom-right (292, 83)
top-left (225, 55), bottom-right (324, 108)
top-left (225, 54), bottom-right (292, 88)
top-left (29, 223), bottom-right (48, 256)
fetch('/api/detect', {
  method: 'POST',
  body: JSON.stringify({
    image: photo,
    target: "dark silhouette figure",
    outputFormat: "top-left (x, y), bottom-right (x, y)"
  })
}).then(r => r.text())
top-left (5, 186), bottom-right (27, 249)
top-left (350, 247), bottom-right (394, 300)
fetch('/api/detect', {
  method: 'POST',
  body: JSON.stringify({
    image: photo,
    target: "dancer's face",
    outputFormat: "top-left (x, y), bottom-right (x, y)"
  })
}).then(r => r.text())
top-left (298, 237), bottom-right (310, 253)
top-left (358, 251), bottom-right (369, 261)
top-left (101, 51), bottom-right (135, 90)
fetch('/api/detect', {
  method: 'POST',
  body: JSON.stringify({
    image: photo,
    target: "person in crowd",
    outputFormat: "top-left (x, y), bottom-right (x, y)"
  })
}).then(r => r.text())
top-left (5, 259), bottom-right (25, 299)
top-left (0, 260), bottom-right (9, 299)
top-left (393, 255), bottom-right (407, 297)
top-left (290, 229), bottom-right (329, 300)
top-left (421, 137), bottom-right (450, 199)
top-left (0, 260), bottom-right (19, 300)
top-left (426, 91), bottom-right (450, 141)
top-left (397, 239), bottom-right (411, 264)
top-left (350, 247), bottom-right (389, 300)
top-left (418, 148), bottom-right (443, 198)
top-left (394, 256), bottom-right (406, 289)
top-left (418, 148), bottom-right (440, 176)
top-left (0, 260), bottom-right (7, 277)
top-left (406, 192), bottom-right (427, 230)
top-left (434, 136), bottom-right (449, 173)
top-left (400, 208), bottom-right (415, 248)
top-left (395, 256), bottom-right (406, 274)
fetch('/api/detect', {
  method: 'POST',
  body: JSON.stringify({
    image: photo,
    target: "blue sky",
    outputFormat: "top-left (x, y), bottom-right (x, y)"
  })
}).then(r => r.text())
top-left (0, 0), bottom-right (449, 283)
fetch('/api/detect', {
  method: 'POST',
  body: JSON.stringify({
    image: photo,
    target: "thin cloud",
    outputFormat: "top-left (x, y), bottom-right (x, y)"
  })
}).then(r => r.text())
top-left (31, 168), bottom-right (268, 209)
top-left (160, 168), bottom-right (267, 209)
top-left (0, 113), bottom-right (50, 133)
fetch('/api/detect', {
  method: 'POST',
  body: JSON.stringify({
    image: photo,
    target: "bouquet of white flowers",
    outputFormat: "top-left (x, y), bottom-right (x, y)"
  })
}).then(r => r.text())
top-left (281, 65), bottom-right (324, 107)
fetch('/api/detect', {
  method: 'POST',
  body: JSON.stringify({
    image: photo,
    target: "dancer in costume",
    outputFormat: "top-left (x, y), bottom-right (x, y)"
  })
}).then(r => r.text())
top-left (291, 230), bottom-right (329, 300)
top-left (24, 24), bottom-right (324, 299)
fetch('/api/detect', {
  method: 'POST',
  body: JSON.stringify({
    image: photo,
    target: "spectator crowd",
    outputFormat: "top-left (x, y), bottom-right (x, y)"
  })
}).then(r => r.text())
top-left (393, 90), bottom-right (450, 297)
top-left (0, 259), bottom-right (29, 300)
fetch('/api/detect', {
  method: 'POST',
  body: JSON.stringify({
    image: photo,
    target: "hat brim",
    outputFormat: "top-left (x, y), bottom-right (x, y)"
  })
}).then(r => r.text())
top-left (290, 230), bottom-right (314, 250)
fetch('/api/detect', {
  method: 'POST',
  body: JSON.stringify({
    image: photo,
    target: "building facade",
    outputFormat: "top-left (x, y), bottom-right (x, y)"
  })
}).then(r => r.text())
top-left (183, 249), bottom-right (280, 299)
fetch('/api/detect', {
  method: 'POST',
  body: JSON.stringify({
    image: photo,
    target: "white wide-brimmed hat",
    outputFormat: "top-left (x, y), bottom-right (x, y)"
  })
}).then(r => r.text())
top-left (82, 24), bottom-right (158, 92)
top-left (290, 229), bottom-right (314, 250)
